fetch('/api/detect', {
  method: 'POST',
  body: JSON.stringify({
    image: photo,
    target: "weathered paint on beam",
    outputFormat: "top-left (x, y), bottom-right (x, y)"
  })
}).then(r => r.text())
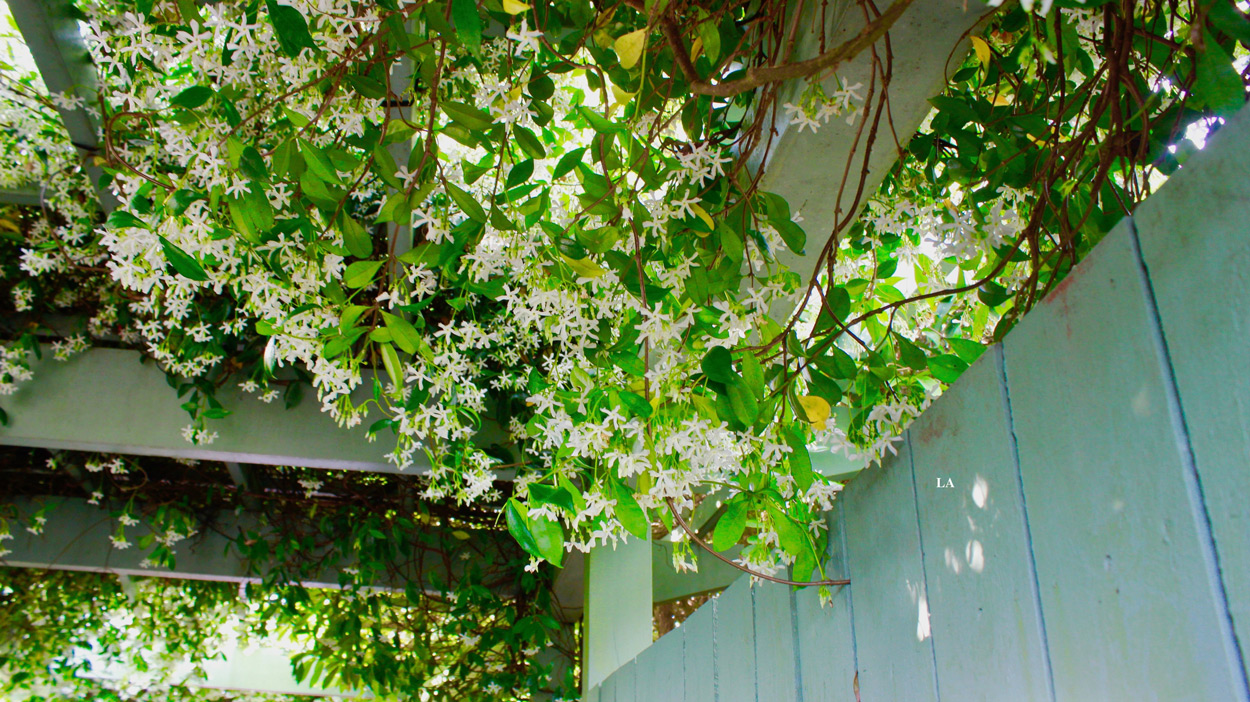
top-left (8, 0), bottom-right (116, 210)
top-left (0, 186), bottom-right (43, 206)
top-left (0, 347), bottom-right (406, 472)
top-left (752, 0), bottom-right (993, 278)
top-left (1, 495), bottom-right (522, 596)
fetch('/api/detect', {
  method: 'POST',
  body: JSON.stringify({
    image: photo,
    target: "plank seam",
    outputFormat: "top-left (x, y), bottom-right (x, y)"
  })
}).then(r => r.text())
top-left (681, 622), bottom-right (687, 702)
top-left (712, 592), bottom-right (720, 702)
top-left (751, 584), bottom-right (760, 702)
top-left (995, 344), bottom-right (1057, 702)
top-left (1128, 219), bottom-right (1250, 701)
top-left (905, 430), bottom-right (942, 702)
top-left (790, 586), bottom-right (804, 702)
top-left (838, 499), bottom-right (861, 692)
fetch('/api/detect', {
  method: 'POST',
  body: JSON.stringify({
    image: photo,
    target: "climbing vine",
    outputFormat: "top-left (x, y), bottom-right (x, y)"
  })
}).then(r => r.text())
top-left (0, 4), bottom-right (1246, 695)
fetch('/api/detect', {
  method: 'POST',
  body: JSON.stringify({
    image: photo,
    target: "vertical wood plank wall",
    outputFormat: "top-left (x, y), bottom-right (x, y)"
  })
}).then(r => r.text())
top-left (589, 105), bottom-right (1250, 702)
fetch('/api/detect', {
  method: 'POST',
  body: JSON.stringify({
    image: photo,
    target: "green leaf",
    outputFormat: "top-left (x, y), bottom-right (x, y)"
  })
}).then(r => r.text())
top-left (299, 170), bottom-right (341, 211)
top-left (740, 351), bottom-right (764, 398)
top-left (529, 513), bottom-right (564, 566)
top-left (299, 139), bottom-right (343, 186)
top-left (764, 502), bottom-right (808, 558)
top-left (176, 0), bottom-right (202, 25)
top-left (398, 242), bottom-right (444, 266)
top-left (167, 189), bottom-right (204, 216)
top-left (265, 0), bottom-right (316, 58)
top-left (382, 311), bottom-right (421, 354)
top-left (337, 214), bottom-right (372, 259)
top-left (552, 147), bottom-right (585, 179)
top-left (611, 480), bottom-right (649, 540)
top-left (379, 341), bottom-right (403, 388)
top-left (158, 236), bottom-right (208, 281)
top-left (760, 191), bottom-right (805, 254)
top-left (442, 101), bottom-right (494, 131)
top-left (618, 390), bottom-right (653, 418)
top-left (701, 346), bottom-right (738, 385)
top-left (895, 334), bottom-right (928, 371)
top-left (371, 146), bottom-right (401, 188)
top-left (719, 224), bottom-right (744, 264)
top-left (576, 107), bottom-right (619, 134)
top-left (451, 0), bottom-right (481, 53)
top-left (529, 483), bottom-right (577, 515)
top-left (726, 382), bottom-right (760, 425)
top-left (513, 126), bottom-right (546, 158)
top-left (1193, 31), bottom-right (1244, 115)
top-left (696, 12), bottom-right (720, 64)
top-left (786, 427), bottom-right (814, 492)
top-left (927, 354), bottom-right (968, 383)
top-left (712, 500), bottom-right (748, 551)
top-left (506, 159), bottom-right (534, 190)
top-left (977, 281), bottom-right (1010, 307)
top-left (505, 499), bottom-right (544, 560)
top-left (170, 85), bottom-right (213, 110)
top-left (263, 336), bottom-right (278, 374)
top-left (238, 146), bottom-right (268, 181)
top-left (107, 210), bottom-right (145, 229)
top-left (814, 346), bottom-right (858, 380)
top-left (343, 260), bottom-right (384, 288)
top-left (444, 181), bottom-right (487, 222)
top-left (792, 545), bottom-right (817, 584)
top-left (947, 338), bottom-right (985, 364)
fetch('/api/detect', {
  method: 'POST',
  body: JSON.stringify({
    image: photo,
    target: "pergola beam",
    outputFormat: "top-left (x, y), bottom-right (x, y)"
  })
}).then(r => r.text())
top-left (0, 347), bottom-right (412, 472)
top-left (0, 185), bottom-right (43, 206)
top-left (2, 494), bottom-right (523, 596)
top-left (8, 0), bottom-right (117, 210)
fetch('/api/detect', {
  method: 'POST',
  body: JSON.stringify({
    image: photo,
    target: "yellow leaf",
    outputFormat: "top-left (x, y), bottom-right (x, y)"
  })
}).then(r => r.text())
top-left (614, 29), bottom-right (647, 70)
top-left (452, 530), bottom-right (471, 540)
top-left (992, 92), bottom-right (1014, 106)
top-left (691, 203), bottom-right (714, 231)
top-left (560, 252), bottom-right (606, 278)
top-left (0, 218), bottom-right (18, 233)
top-left (508, 85), bottom-right (523, 103)
top-left (611, 84), bottom-right (636, 105)
top-left (502, 0), bottom-right (530, 14)
top-left (690, 37), bottom-right (703, 62)
top-left (796, 395), bottom-right (831, 426)
top-left (971, 36), bottom-right (991, 66)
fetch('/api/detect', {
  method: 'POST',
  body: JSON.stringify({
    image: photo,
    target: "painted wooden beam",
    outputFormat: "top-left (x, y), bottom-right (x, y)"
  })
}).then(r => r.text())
top-left (0, 347), bottom-right (408, 472)
top-left (0, 185), bottom-right (43, 206)
top-left (1, 495), bottom-right (523, 597)
top-left (751, 0), bottom-right (993, 278)
top-left (8, 0), bottom-right (116, 210)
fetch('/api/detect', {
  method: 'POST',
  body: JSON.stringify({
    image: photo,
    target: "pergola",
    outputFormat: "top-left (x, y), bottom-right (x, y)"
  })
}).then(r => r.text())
top-left (19, 0), bottom-right (1239, 699)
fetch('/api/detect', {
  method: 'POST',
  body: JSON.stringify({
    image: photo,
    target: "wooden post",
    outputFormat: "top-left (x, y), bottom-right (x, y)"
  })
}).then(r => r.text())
top-left (582, 534), bottom-right (652, 693)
